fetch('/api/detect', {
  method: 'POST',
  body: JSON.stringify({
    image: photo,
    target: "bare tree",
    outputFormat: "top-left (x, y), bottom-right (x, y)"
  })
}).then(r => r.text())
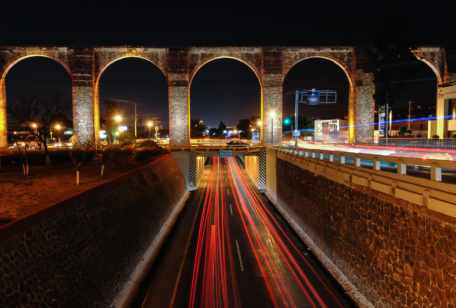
top-left (66, 135), bottom-right (94, 185)
top-left (15, 140), bottom-right (29, 175)
top-left (7, 89), bottom-right (72, 165)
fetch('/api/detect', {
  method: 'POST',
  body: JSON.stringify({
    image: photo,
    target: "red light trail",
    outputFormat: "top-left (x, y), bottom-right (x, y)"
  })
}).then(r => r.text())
top-left (188, 156), bottom-right (346, 307)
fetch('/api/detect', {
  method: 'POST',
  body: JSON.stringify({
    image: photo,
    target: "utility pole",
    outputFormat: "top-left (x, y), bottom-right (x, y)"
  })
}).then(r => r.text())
top-left (109, 99), bottom-right (142, 138)
top-left (408, 101), bottom-right (413, 129)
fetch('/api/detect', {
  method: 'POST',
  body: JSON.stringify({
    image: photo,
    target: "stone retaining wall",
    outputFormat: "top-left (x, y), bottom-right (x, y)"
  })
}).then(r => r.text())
top-left (0, 154), bottom-right (187, 308)
top-left (275, 157), bottom-right (456, 308)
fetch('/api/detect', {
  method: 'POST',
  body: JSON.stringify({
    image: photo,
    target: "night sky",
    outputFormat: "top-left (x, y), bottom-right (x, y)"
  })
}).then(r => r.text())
top-left (2, 0), bottom-right (453, 129)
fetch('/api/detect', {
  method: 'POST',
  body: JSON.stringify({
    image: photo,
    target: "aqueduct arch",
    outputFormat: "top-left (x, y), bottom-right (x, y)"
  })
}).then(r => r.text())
top-left (94, 53), bottom-right (168, 142)
top-left (0, 46), bottom-right (454, 148)
top-left (282, 53), bottom-right (356, 141)
top-left (188, 55), bottom-right (263, 142)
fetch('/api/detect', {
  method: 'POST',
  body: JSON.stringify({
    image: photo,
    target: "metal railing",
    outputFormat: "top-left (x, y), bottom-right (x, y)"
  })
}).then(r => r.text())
top-left (272, 146), bottom-right (456, 184)
top-left (378, 138), bottom-right (456, 152)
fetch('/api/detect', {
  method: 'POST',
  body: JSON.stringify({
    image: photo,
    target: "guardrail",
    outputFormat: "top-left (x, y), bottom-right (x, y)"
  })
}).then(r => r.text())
top-left (273, 146), bottom-right (456, 183)
top-left (271, 146), bottom-right (456, 219)
top-left (378, 138), bottom-right (456, 152)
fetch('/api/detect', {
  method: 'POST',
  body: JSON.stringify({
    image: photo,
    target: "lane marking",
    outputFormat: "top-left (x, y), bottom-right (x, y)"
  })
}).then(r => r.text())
top-left (168, 173), bottom-right (208, 307)
top-left (227, 188), bottom-right (229, 195)
top-left (229, 204), bottom-right (233, 216)
top-left (235, 239), bottom-right (244, 272)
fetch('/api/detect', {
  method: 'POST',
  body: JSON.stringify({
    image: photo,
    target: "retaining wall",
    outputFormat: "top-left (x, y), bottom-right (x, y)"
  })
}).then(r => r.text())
top-left (268, 149), bottom-right (456, 308)
top-left (0, 154), bottom-right (187, 308)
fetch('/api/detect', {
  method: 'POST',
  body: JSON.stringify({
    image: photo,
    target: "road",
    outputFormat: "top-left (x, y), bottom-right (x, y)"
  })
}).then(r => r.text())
top-left (134, 157), bottom-right (354, 308)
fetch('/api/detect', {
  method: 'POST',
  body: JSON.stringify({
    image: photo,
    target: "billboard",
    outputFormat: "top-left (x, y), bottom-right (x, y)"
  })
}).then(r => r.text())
top-left (378, 105), bottom-right (386, 137)
top-left (438, 84), bottom-right (456, 99)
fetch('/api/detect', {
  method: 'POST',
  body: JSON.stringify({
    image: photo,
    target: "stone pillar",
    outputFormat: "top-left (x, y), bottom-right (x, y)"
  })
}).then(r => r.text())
top-left (263, 48), bottom-right (283, 146)
top-left (350, 69), bottom-right (375, 143)
top-left (0, 80), bottom-right (6, 148)
top-left (71, 48), bottom-right (95, 144)
top-left (435, 96), bottom-right (448, 139)
top-left (263, 86), bottom-right (283, 145)
top-left (72, 86), bottom-right (94, 143)
top-left (168, 48), bottom-right (190, 147)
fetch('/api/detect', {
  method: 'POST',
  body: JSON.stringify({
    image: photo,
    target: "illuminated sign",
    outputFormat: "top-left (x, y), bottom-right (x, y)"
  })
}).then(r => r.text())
top-left (438, 84), bottom-right (456, 99)
top-left (64, 129), bottom-right (74, 135)
top-left (307, 90), bottom-right (320, 105)
top-left (119, 126), bottom-right (128, 132)
top-left (378, 105), bottom-right (386, 137)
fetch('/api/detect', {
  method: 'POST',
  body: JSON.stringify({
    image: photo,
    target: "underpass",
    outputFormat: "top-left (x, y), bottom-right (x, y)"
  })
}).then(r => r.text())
top-left (135, 156), bottom-right (354, 308)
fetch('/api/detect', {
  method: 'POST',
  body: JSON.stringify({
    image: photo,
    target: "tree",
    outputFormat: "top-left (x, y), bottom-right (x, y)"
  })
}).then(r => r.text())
top-left (282, 116), bottom-right (314, 135)
top-left (118, 131), bottom-right (136, 145)
top-left (236, 119), bottom-right (252, 138)
top-left (190, 118), bottom-right (207, 138)
top-left (250, 115), bottom-right (261, 125)
top-left (7, 89), bottom-right (72, 165)
top-left (365, 9), bottom-right (421, 109)
top-left (217, 121), bottom-right (227, 138)
top-left (15, 140), bottom-right (30, 175)
top-left (102, 99), bottom-right (123, 143)
top-left (67, 135), bottom-right (94, 185)
top-left (398, 126), bottom-right (408, 136)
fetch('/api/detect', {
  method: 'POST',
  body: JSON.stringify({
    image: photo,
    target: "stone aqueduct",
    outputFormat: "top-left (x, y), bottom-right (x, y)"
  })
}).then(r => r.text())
top-left (0, 46), bottom-right (454, 148)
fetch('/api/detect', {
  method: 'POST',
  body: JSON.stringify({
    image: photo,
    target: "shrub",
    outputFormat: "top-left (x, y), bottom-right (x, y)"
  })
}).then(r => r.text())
top-left (135, 148), bottom-right (162, 163)
top-left (139, 140), bottom-right (159, 148)
top-left (452, 134), bottom-right (456, 138)
top-left (398, 126), bottom-right (408, 136)
top-left (118, 131), bottom-right (136, 146)
top-left (432, 135), bottom-right (440, 139)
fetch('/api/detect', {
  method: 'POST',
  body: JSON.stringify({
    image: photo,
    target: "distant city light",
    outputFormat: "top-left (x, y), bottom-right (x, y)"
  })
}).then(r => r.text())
top-left (115, 115), bottom-right (122, 122)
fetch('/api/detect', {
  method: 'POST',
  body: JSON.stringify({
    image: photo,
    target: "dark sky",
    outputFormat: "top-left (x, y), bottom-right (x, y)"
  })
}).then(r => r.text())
top-left (2, 0), bottom-right (452, 129)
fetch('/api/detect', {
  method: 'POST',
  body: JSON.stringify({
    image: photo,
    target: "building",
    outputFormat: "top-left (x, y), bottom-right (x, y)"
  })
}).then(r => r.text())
top-left (314, 118), bottom-right (348, 142)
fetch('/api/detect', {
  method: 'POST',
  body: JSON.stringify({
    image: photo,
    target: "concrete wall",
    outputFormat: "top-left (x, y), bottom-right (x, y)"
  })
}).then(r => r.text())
top-left (266, 149), bottom-right (456, 308)
top-left (196, 156), bottom-right (206, 187)
top-left (244, 155), bottom-right (259, 188)
top-left (0, 154), bottom-right (187, 308)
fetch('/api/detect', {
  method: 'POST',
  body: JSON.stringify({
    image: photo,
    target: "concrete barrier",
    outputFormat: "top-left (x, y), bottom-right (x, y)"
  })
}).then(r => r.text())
top-left (0, 154), bottom-right (187, 308)
top-left (266, 147), bottom-right (456, 308)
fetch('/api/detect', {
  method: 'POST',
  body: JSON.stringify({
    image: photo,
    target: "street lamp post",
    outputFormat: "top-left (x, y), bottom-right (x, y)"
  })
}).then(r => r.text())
top-left (115, 115), bottom-right (122, 143)
top-left (269, 111), bottom-right (276, 145)
top-left (148, 122), bottom-right (152, 139)
top-left (55, 125), bottom-right (61, 144)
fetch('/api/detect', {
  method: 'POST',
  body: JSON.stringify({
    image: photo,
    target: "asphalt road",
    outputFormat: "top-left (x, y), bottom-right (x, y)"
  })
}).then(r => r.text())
top-left (134, 157), bottom-right (355, 308)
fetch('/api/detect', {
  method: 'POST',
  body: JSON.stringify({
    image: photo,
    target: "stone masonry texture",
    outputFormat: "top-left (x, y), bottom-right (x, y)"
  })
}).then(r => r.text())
top-left (0, 154), bottom-right (187, 307)
top-left (0, 46), bottom-right (453, 147)
top-left (276, 157), bottom-right (456, 308)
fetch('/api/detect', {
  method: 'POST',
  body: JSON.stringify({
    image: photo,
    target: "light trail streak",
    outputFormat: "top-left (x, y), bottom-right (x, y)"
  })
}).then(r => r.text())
top-left (189, 157), bottom-right (241, 308)
top-left (226, 157), bottom-right (344, 308)
top-left (189, 156), bottom-right (345, 308)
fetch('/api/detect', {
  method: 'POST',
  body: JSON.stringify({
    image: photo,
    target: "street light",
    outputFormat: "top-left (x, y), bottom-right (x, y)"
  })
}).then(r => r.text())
top-left (55, 125), bottom-right (61, 143)
top-left (148, 122), bottom-right (153, 139)
top-left (269, 111), bottom-right (276, 145)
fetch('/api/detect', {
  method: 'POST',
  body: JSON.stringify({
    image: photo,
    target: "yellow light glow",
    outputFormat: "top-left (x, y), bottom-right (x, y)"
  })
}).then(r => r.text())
top-left (115, 115), bottom-right (122, 122)
top-left (31, 123), bottom-right (37, 128)
top-left (269, 111), bottom-right (276, 117)
top-left (251, 128), bottom-right (254, 132)
top-left (115, 132), bottom-right (119, 136)
top-left (148, 122), bottom-right (152, 127)
top-left (55, 125), bottom-right (61, 130)
top-left (258, 121), bottom-right (262, 125)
